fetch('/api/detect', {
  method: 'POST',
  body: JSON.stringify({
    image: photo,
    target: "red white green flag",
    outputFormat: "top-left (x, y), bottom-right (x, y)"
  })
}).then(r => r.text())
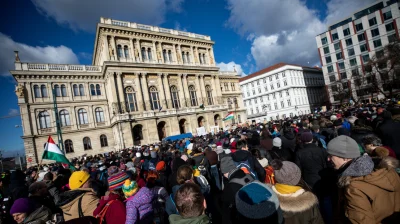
top-left (42, 136), bottom-right (75, 170)
top-left (223, 112), bottom-right (234, 121)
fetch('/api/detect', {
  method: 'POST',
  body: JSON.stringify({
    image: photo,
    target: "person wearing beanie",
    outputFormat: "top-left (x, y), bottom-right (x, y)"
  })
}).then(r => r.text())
top-left (93, 171), bottom-right (129, 224)
top-left (206, 151), bottom-right (223, 193)
top-left (123, 178), bottom-right (154, 224)
top-left (327, 135), bottom-right (400, 223)
top-left (270, 137), bottom-right (294, 162)
top-left (155, 161), bottom-right (169, 190)
top-left (10, 198), bottom-right (52, 224)
top-left (58, 171), bottom-right (99, 221)
top-left (233, 181), bottom-right (282, 223)
top-left (215, 145), bottom-right (224, 154)
top-left (270, 160), bottom-right (323, 224)
top-left (146, 170), bottom-right (169, 224)
top-left (232, 140), bottom-right (266, 181)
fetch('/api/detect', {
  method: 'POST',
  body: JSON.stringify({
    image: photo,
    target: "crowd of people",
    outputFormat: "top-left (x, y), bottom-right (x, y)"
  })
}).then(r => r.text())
top-left (0, 102), bottom-right (400, 224)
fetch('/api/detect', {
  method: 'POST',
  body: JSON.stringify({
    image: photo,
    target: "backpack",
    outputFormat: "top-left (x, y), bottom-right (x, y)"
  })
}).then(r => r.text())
top-left (264, 166), bottom-right (275, 184)
top-left (234, 160), bottom-right (258, 180)
top-left (229, 173), bottom-right (255, 186)
top-left (64, 196), bottom-right (98, 224)
top-left (95, 200), bottom-right (116, 224)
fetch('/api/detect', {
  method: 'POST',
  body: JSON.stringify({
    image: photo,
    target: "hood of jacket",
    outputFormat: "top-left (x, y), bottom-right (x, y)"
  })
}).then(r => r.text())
top-left (352, 125), bottom-right (373, 134)
top-left (127, 187), bottom-right (153, 205)
top-left (57, 188), bottom-right (94, 207)
top-left (24, 206), bottom-right (52, 223)
top-left (271, 187), bottom-right (318, 214)
top-left (169, 214), bottom-right (209, 224)
top-left (231, 150), bottom-right (251, 162)
top-left (282, 130), bottom-right (295, 140)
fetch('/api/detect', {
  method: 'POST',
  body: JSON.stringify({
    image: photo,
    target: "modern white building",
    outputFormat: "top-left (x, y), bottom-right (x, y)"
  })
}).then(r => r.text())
top-left (239, 63), bottom-right (325, 122)
top-left (315, 0), bottom-right (400, 104)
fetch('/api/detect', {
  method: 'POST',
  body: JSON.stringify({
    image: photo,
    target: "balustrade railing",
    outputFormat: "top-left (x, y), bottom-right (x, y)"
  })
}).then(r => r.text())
top-left (17, 63), bottom-right (102, 72)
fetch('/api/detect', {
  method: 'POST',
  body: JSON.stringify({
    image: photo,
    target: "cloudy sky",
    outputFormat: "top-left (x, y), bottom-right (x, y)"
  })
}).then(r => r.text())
top-left (0, 0), bottom-right (375, 156)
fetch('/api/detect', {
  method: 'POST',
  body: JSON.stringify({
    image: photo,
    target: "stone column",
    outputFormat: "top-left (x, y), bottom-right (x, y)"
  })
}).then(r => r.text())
top-left (26, 82), bottom-right (32, 103)
top-left (157, 73), bottom-right (166, 109)
top-left (135, 39), bottom-right (142, 62)
top-left (134, 73), bottom-right (145, 111)
top-left (182, 74), bottom-right (190, 107)
top-left (102, 36), bottom-right (110, 61)
top-left (140, 73), bottom-right (150, 110)
top-left (211, 75), bottom-right (218, 104)
top-left (158, 42), bottom-right (164, 63)
top-left (190, 46), bottom-right (195, 65)
top-left (215, 75), bottom-right (222, 104)
top-left (176, 44), bottom-right (182, 64)
top-left (199, 75), bottom-right (207, 105)
top-left (209, 48), bottom-right (215, 65)
top-left (116, 72), bottom-right (125, 113)
top-left (163, 74), bottom-right (172, 108)
top-left (195, 75), bottom-right (203, 105)
top-left (110, 36), bottom-right (117, 61)
top-left (172, 44), bottom-right (178, 64)
top-left (178, 74), bottom-right (186, 107)
top-left (194, 47), bottom-right (199, 65)
top-left (152, 41), bottom-right (157, 63)
top-left (129, 38), bottom-right (135, 62)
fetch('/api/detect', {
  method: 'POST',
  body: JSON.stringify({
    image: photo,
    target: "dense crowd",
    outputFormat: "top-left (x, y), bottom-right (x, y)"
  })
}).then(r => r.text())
top-left (1, 102), bottom-right (400, 224)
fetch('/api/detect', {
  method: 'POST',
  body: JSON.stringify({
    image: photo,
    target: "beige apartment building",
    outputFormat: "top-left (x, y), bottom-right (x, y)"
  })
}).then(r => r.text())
top-left (11, 17), bottom-right (245, 165)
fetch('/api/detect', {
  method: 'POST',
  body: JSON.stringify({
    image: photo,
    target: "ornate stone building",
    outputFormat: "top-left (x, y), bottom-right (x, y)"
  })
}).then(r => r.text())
top-left (11, 17), bottom-right (245, 164)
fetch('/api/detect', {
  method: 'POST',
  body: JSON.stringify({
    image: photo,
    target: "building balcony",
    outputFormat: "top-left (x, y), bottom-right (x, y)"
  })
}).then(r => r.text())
top-left (14, 63), bottom-right (102, 72)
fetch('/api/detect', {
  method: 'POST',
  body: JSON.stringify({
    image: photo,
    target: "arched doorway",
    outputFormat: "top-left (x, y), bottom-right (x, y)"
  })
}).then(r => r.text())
top-left (132, 124), bottom-right (143, 145)
top-left (197, 116), bottom-right (205, 127)
top-left (179, 119), bottom-right (186, 134)
top-left (157, 121), bottom-right (167, 141)
top-left (214, 114), bottom-right (221, 127)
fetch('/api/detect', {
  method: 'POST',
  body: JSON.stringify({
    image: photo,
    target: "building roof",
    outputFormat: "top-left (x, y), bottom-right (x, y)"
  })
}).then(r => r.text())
top-left (239, 62), bottom-right (321, 82)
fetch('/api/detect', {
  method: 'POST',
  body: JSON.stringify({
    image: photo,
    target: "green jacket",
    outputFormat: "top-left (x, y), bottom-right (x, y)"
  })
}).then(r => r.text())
top-left (169, 214), bottom-right (209, 224)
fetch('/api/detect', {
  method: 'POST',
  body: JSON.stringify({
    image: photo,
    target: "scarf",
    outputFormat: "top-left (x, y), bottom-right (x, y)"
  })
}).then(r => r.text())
top-left (274, 183), bottom-right (302, 194)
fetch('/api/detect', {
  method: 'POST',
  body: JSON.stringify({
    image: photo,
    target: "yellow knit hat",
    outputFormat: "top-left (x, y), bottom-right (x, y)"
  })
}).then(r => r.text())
top-left (69, 171), bottom-right (90, 190)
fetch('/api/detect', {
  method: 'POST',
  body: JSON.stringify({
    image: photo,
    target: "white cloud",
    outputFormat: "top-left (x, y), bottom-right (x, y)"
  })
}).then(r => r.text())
top-left (217, 61), bottom-right (246, 76)
top-left (0, 32), bottom-right (79, 76)
top-left (8, 109), bottom-right (19, 116)
top-left (226, 0), bottom-right (376, 70)
top-left (31, 0), bottom-right (185, 32)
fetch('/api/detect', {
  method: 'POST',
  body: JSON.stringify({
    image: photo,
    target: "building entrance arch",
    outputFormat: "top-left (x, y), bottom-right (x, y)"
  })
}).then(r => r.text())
top-left (132, 124), bottom-right (143, 145)
top-left (197, 116), bottom-right (205, 127)
top-left (179, 119), bottom-right (186, 134)
top-left (157, 121), bottom-right (167, 141)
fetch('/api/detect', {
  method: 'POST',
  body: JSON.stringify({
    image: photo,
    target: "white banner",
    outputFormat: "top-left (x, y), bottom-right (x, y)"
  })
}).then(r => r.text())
top-left (196, 127), bottom-right (207, 136)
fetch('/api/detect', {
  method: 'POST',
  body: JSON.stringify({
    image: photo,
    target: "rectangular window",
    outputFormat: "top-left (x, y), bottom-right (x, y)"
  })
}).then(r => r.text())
top-left (325, 56), bottom-right (332, 64)
top-left (386, 22), bottom-right (394, 32)
top-left (329, 75), bottom-right (336, 82)
top-left (336, 52), bottom-right (342, 60)
top-left (371, 28), bottom-right (380, 37)
top-left (355, 23), bottom-right (363, 32)
top-left (383, 11), bottom-right (392, 21)
top-left (343, 28), bottom-right (351, 36)
top-left (369, 17), bottom-right (377, 26)
top-left (388, 33), bottom-right (397, 43)
top-left (323, 47), bottom-right (330, 54)
top-left (350, 58), bottom-right (357, 66)
top-left (340, 72), bottom-right (347, 79)
top-left (373, 39), bottom-right (382, 48)
top-left (269, 76), bottom-right (272, 81)
top-left (360, 44), bottom-right (368, 52)
top-left (362, 54), bottom-right (370, 63)
top-left (332, 33), bottom-right (339, 41)
top-left (334, 42), bottom-right (340, 51)
top-left (338, 62), bottom-right (345, 70)
top-left (352, 69), bottom-right (359, 76)
top-left (327, 65), bottom-right (334, 73)
top-left (348, 48), bottom-right (355, 56)
top-left (345, 38), bottom-right (353, 46)
top-left (358, 33), bottom-right (365, 42)
top-left (263, 78), bottom-right (266, 83)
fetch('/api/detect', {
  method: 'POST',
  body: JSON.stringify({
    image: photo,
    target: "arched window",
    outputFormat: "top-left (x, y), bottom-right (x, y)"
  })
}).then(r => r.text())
top-left (73, 84), bottom-right (79, 96)
top-left (41, 85), bottom-right (48, 97)
top-left (100, 134), bottom-right (108, 147)
top-left (141, 47), bottom-right (147, 61)
top-left (189, 85), bottom-right (198, 106)
top-left (90, 84), bottom-right (96, 96)
top-left (168, 50), bottom-right (172, 63)
top-left (96, 84), bottom-right (101, 95)
top-left (34, 85), bottom-right (40, 98)
top-left (61, 84), bottom-right (67, 97)
top-left (54, 85), bottom-right (61, 97)
top-left (78, 109), bottom-right (88, 124)
top-left (147, 48), bottom-right (152, 61)
top-left (186, 52), bottom-right (190, 64)
top-left (64, 139), bottom-right (74, 153)
top-left (163, 50), bottom-right (168, 62)
top-left (149, 86), bottom-right (160, 110)
top-left (95, 107), bottom-right (105, 123)
top-left (125, 87), bottom-right (138, 112)
top-left (206, 85), bottom-right (213, 105)
top-left (59, 110), bottom-right (70, 127)
top-left (170, 85), bottom-right (180, 108)
top-left (38, 111), bottom-right (51, 129)
top-left (117, 45), bottom-right (123, 58)
top-left (79, 84), bottom-right (85, 96)
top-left (124, 45), bottom-right (129, 59)
top-left (83, 137), bottom-right (92, 150)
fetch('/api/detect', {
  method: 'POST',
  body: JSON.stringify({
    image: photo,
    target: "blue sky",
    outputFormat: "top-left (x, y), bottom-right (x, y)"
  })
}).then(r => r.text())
top-left (0, 0), bottom-right (374, 156)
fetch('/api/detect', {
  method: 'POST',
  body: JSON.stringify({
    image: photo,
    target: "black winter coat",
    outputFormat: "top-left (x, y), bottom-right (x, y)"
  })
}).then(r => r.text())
top-left (231, 150), bottom-right (266, 181)
top-left (377, 118), bottom-right (400, 158)
top-left (351, 125), bottom-right (376, 145)
top-left (281, 130), bottom-right (296, 153)
top-left (270, 146), bottom-right (294, 162)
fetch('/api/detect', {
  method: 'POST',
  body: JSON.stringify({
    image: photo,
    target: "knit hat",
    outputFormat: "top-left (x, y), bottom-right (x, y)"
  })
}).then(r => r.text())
top-left (136, 152), bottom-right (141, 158)
top-left (150, 151), bottom-right (157, 159)
top-left (107, 166), bottom-right (119, 176)
top-left (215, 146), bottom-right (224, 154)
top-left (272, 137), bottom-right (282, 148)
top-left (69, 171), bottom-right (90, 190)
top-left (180, 155), bottom-right (188, 161)
top-left (330, 115), bottom-right (337, 121)
top-left (272, 160), bottom-right (301, 186)
top-left (235, 181), bottom-right (281, 220)
top-left (108, 171), bottom-right (130, 191)
top-left (337, 127), bottom-right (350, 136)
top-left (300, 131), bottom-right (313, 143)
top-left (126, 162), bottom-right (134, 169)
top-left (156, 161), bottom-right (166, 171)
top-left (122, 179), bottom-right (139, 198)
top-left (10, 198), bottom-right (36, 215)
top-left (258, 158), bottom-right (269, 168)
top-left (220, 156), bottom-right (236, 174)
top-left (327, 136), bottom-right (360, 159)
top-left (206, 151), bottom-right (218, 166)
top-left (224, 149), bottom-right (231, 154)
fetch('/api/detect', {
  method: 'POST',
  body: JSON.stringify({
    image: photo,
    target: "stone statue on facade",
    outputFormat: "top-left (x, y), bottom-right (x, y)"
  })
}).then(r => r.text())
top-left (176, 49), bottom-right (181, 63)
top-left (136, 49), bottom-right (140, 60)
top-left (15, 84), bottom-right (25, 98)
top-left (108, 43), bottom-right (113, 58)
top-left (210, 55), bottom-right (214, 65)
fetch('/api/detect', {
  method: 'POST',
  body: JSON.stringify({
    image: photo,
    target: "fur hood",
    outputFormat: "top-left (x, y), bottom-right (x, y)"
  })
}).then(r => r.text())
top-left (352, 125), bottom-right (373, 133)
top-left (271, 186), bottom-right (318, 213)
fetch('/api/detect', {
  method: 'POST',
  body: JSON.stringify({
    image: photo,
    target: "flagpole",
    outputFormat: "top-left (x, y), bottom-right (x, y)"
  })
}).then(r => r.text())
top-left (52, 88), bottom-right (65, 155)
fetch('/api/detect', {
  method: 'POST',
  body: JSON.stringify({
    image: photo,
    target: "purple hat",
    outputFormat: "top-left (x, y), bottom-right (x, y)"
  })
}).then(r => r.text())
top-left (10, 198), bottom-right (36, 215)
top-left (301, 131), bottom-right (313, 143)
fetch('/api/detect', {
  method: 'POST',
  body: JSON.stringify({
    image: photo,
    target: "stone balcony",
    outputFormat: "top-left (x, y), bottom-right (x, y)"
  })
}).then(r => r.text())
top-left (14, 63), bottom-right (102, 72)
top-left (101, 17), bottom-right (211, 41)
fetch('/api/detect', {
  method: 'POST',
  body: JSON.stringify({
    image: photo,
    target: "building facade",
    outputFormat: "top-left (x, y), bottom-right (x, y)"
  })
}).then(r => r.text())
top-left (315, 0), bottom-right (400, 104)
top-left (239, 63), bottom-right (325, 122)
top-left (11, 17), bottom-right (245, 164)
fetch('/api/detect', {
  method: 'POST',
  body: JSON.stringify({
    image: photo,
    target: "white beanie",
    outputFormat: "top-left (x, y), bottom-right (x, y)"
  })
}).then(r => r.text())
top-left (99, 166), bottom-right (106, 171)
top-left (136, 152), bottom-right (141, 158)
top-left (37, 172), bottom-right (46, 181)
top-left (330, 115), bottom-right (337, 121)
top-left (258, 158), bottom-right (269, 168)
top-left (150, 151), bottom-right (157, 159)
top-left (230, 138), bottom-right (235, 144)
top-left (143, 152), bottom-right (149, 157)
top-left (273, 137), bottom-right (282, 148)
top-left (43, 166), bottom-right (49, 172)
top-left (215, 146), bottom-right (224, 154)
top-left (224, 149), bottom-right (231, 154)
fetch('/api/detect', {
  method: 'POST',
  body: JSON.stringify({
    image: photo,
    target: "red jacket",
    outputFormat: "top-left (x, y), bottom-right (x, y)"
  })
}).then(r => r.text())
top-left (93, 193), bottom-right (126, 224)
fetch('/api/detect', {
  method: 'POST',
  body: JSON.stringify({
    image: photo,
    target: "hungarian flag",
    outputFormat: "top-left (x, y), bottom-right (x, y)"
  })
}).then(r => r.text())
top-left (223, 112), bottom-right (234, 121)
top-left (42, 136), bottom-right (75, 170)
